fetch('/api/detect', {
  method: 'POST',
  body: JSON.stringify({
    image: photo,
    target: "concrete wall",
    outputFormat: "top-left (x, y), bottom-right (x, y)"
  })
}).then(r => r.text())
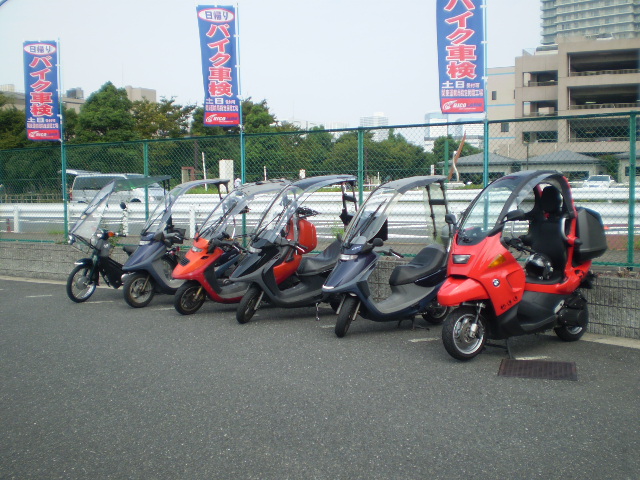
top-left (1, 242), bottom-right (638, 340)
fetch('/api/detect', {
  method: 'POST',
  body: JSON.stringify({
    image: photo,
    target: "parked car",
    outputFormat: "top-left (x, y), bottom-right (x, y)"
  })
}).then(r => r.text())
top-left (69, 172), bottom-right (166, 203)
top-left (582, 175), bottom-right (615, 188)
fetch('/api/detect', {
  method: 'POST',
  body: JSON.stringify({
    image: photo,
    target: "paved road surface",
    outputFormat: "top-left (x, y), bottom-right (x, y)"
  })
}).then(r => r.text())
top-left (1, 277), bottom-right (639, 480)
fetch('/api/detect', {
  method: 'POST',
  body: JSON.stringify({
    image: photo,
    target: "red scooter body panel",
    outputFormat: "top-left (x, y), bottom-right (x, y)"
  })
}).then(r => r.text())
top-left (173, 237), bottom-right (220, 279)
top-left (172, 237), bottom-right (243, 303)
top-left (272, 217), bottom-right (315, 284)
top-left (439, 234), bottom-right (526, 315)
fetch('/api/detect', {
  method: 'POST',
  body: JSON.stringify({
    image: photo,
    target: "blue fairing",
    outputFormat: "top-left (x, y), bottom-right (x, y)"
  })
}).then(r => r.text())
top-left (323, 252), bottom-right (377, 292)
top-left (122, 238), bottom-right (166, 271)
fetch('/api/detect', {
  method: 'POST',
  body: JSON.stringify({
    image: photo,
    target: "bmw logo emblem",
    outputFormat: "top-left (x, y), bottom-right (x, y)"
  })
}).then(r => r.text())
top-left (493, 279), bottom-right (500, 287)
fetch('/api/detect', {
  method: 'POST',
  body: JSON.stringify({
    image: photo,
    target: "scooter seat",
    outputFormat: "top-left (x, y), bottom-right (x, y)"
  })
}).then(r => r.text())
top-left (297, 239), bottom-right (342, 277)
top-left (389, 244), bottom-right (446, 286)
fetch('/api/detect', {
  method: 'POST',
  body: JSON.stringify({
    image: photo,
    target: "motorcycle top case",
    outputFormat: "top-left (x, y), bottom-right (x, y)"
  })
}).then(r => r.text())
top-left (574, 207), bottom-right (608, 264)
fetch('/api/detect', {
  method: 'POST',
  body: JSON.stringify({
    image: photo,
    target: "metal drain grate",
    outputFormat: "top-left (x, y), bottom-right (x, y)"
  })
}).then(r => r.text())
top-left (498, 359), bottom-right (578, 381)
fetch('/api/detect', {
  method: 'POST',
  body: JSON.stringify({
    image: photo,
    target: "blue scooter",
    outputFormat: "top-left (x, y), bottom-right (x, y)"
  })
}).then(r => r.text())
top-left (121, 179), bottom-right (229, 308)
top-left (322, 176), bottom-right (452, 337)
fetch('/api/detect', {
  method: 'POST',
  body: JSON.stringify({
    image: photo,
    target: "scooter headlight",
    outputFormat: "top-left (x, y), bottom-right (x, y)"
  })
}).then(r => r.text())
top-left (452, 254), bottom-right (471, 264)
top-left (340, 254), bottom-right (358, 261)
top-left (248, 246), bottom-right (261, 254)
top-left (191, 246), bottom-right (204, 253)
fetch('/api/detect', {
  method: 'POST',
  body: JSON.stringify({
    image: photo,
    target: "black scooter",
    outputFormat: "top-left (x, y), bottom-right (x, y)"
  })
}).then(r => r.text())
top-left (322, 176), bottom-right (452, 337)
top-left (230, 175), bottom-right (357, 324)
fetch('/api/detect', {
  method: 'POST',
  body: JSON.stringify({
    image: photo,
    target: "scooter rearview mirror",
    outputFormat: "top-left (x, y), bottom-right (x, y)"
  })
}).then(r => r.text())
top-left (120, 202), bottom-right (127, 210)
top-left (372, 238), bottom-right (384, 247)
top-left (445, 213), bottom-right (457, 225)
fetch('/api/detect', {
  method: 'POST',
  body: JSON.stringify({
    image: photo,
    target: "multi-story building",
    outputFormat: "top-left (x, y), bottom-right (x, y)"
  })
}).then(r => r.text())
top-left (500, 35), bottom-right (640, 181)
top-left (541, 0), bottom-right (640, 45)
top-left (359, 112), bottom-right (389, 141)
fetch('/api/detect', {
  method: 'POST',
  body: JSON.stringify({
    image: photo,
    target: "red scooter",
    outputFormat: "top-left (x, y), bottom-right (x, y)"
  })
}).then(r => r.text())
top-left (172, 180), bottom-right (289, 315)
top-left (438, 170), bottom-right (607, 360)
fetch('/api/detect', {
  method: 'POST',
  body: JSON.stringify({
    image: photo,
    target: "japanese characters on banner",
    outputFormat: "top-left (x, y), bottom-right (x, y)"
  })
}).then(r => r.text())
top-left (436, 0), bottom-right (485, 114)
top-left (196, 5), bottom-right (240, 127)
top-left (23, 41), bottom-right (61, 141)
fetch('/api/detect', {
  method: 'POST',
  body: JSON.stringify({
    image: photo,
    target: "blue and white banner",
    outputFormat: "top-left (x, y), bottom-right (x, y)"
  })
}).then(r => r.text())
top-left (23, 41), bottom-right (61, 141)
top-left (436, 0), bottom-right (485, 114)
top-left (196, 5), bottom-right (240, 127)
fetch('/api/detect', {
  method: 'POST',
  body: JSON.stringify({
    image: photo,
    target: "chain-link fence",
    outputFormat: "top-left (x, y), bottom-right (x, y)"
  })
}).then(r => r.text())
top-left (1, 112), bottom-right (637, 267)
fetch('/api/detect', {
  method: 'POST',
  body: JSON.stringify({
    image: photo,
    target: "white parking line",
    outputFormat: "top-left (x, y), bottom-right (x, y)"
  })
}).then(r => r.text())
top-left (408, 338), bottom-right (439, 343)
top-left (26, 295), bottom-right (53, 298)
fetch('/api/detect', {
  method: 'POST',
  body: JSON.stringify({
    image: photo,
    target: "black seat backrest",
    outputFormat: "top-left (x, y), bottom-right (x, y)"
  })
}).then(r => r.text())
top-left (388, 244), bottom-right (446, 286)
top-left (526, 185), bottom-right (566, 278)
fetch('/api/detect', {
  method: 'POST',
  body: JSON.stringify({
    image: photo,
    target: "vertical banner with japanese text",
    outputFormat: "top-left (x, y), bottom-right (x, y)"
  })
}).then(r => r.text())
top-left (196, 5), bottom-right (240, 127)
top-left (23, 41), bottom-right (61, 141)
top-left (436, 0), bottom-right (485, 114)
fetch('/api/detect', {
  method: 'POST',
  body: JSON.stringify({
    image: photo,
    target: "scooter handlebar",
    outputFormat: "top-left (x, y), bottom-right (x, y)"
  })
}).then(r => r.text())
top-left (377, 247), bottom-right (404, 258)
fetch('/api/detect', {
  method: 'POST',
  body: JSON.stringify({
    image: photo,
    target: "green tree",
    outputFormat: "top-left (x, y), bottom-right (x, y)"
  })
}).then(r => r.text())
top-left (74, 82), bottom-right (136, 143)
top-left (0, 93), bottom-right (28, 150)
top-left (132, 97), bottom-right (196, 139)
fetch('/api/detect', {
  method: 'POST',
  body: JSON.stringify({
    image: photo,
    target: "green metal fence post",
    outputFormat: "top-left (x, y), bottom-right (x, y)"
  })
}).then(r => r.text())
top-left (627, 112), bottom-right (637, 267)
top-left (483, 118), bottom-right (489, 187)
top-left (357, 128), bottom-right (364, 204)
top-left (61, 141), bottom-right (68, 237)
top-left (444, 137), bottom-right (450, 179)
top-left (143, 141), bottom-right (150, 219)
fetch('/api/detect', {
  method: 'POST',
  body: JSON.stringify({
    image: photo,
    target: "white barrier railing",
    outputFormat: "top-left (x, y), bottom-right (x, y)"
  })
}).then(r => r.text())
top-left (0, 189), bottom-right (637, 235)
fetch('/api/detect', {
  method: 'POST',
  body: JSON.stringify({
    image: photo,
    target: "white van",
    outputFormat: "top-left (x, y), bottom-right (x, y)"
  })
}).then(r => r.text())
top-left (69, 172), bottom-right (166, 204)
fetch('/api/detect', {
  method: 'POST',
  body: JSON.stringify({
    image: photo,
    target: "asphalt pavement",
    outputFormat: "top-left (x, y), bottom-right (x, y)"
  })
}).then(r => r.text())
top-left (1, 277), bottom-right (639, 480)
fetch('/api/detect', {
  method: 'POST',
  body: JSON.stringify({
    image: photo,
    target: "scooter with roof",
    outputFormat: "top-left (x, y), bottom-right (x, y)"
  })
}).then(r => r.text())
top-left (230, 175), bottom-right (358, 324)
top-left (438, 170), bottom-right (607, 360)
top-left (121, 179), bottom-right (229, 308)
top-left (172, 179), bottom-right (290, 315)
top-left (66, 175), bottom-right (170, 303)
top-left (322, 176), bottom-right (452, 337)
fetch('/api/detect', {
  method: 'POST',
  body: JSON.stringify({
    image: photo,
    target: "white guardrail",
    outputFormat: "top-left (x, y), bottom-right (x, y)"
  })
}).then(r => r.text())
top-left (0, 188), bottom-right (637, 236)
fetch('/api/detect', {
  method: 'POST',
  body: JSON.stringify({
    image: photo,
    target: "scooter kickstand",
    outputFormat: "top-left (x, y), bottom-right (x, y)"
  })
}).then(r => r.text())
top-left (315, 302), bottom-right (320, 322)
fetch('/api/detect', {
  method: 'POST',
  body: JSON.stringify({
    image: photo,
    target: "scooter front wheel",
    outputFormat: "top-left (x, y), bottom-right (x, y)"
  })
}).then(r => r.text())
top-left (123, 273), bottom-right (155, 308)
top-left (335, 296), bottom-right (359, 338)
top-left (66, 265), bottom-right (97, 303)
top-left (174, 281), bottom-right (206, 315)
top-left (442, 306), bottom-right (487, 361)
top-left (237, 285), bottom-right (262, 324)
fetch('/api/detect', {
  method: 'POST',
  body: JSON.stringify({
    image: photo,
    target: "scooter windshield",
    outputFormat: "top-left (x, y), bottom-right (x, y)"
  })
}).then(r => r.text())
top-left (140, 180), bottom-right (228, 236)
top-left (343, 186), bottom-right (398, 246)
top-left (252, 184), bottom-right (305, 244)
top-left (69, 180), bottom-right (118, 242)
top-left (197, 191), bottom-right (246, 240)
top-left (197, 181), bottom-right (290, 241)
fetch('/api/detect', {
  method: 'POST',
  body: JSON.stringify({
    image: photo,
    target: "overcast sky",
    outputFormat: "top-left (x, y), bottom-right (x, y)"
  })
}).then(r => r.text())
top-left (0, 0), bottom-right (542, 127)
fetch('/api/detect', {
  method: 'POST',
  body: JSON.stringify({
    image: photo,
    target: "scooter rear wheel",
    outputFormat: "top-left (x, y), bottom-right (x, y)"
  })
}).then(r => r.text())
top-left (123, 273), bottom-right (155, 308)
top-left (237, 285), bottom-right (262, 324)
top-left (174, 281), bottom-right (206, 315)
top-left (442, 306), bottom-right (487, 361)
top-left (66, 265), bottom-right (97, 303)
top-left (422, 300), bottom-right (450, 325)
top-left (554, 303), bottom-right (588, 342)
top-left (335, 297), bottom-right (359, 338)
